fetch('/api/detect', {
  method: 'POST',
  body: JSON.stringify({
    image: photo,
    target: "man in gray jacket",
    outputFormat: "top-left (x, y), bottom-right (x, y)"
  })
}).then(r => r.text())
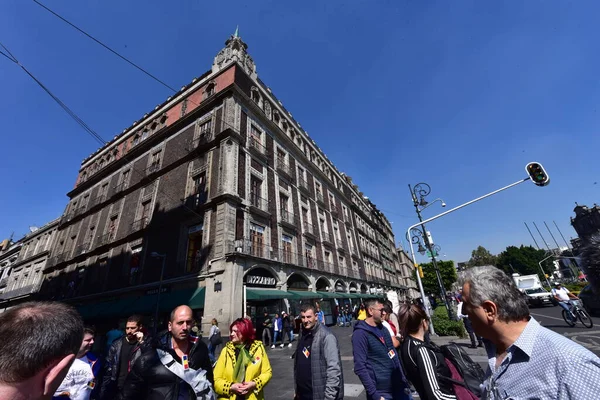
top-left (294, 303), bottom-right (343, 400)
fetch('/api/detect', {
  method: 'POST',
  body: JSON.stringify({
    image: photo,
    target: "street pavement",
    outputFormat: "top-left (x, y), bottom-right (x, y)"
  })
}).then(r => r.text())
top-left (528, 303), bottom-right (600, 357)
top-left (259, 324), bottom-right (487, 400)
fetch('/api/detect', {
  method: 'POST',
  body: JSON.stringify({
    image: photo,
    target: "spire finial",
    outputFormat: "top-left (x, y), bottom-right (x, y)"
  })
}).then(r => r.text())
top-left (234, 26), bottom-right (239, 38)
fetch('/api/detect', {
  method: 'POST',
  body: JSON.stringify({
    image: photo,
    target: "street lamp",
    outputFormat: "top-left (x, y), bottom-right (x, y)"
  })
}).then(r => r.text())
top-left (151, 251), bottom-right (167, 334)
top-left (409, 183), bottom-right (454, 321)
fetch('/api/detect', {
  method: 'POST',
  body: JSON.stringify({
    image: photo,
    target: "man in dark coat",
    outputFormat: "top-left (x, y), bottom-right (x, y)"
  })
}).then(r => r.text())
top-left (118, 305), bottom-right (214, 400)
top-left (99, 315), bottom-right (149, 399)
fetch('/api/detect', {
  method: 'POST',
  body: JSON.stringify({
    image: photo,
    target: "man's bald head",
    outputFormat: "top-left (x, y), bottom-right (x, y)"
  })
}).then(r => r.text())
top-left (169, 305), bottom-right (193, 322)
top-left (168, 305), bottom-right (194, 342)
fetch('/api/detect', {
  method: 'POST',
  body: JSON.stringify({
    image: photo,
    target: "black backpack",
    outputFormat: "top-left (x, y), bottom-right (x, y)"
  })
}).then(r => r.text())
top-left (438, 343), bottom-right (485, 398)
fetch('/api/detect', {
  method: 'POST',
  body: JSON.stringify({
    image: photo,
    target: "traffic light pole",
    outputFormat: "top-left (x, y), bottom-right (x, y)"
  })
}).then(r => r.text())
top-left (409, 186), bottom-right (454, 320)
top-left (406, 176), bottom-right (531, 334)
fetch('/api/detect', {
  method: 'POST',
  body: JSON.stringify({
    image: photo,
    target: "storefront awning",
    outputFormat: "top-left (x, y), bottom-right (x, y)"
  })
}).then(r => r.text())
top-left (246, 289), bottom-right (294, 300)
top-left (316, 291), bottom-right (340, 299)
top-left (287, 290), bottom-right (320, 299)
top-left (76, 287), bottom-right (206, 320)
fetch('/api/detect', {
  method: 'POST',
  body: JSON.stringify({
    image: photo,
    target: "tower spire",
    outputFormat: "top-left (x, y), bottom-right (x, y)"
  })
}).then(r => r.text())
top-left (234, 25), bottom-right (239, 38)
top-left (212, 30), bottom-right (257, 79)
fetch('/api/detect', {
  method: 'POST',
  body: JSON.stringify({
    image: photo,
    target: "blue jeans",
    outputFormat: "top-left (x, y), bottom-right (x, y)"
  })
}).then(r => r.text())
top-left (559, 301), bottom-right (575, 320)
top-left (208, 343), bottom-right (217, 363)
top-left (273, 330), bottom-right (281, 345)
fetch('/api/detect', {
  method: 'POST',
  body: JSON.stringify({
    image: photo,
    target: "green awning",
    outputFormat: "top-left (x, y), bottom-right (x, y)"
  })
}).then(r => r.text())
top-left (77, 287), bottom-right (206, 320)
top-left (246, 289), bottom-right (293, 301)
top-left (287, 290), bottom-right (320, 299)
top-left (345, 293), bottom-right (363, 298)
top-left (316, 291), bottom-right (339, 299)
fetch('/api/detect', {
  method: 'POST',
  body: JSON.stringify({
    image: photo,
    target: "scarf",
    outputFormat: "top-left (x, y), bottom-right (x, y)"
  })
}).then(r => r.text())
top-left (232, 344), bottom-right (252, 383)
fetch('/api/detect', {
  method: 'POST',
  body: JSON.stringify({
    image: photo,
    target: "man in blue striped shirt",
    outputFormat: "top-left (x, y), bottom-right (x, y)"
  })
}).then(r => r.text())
top-left (459, 266), bottom-right (600, 400)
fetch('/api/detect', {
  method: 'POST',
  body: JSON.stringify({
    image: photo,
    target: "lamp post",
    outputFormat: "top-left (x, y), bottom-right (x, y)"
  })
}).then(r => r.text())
top-left (409, 183), bottom-right (454, 320)
top-left (151, 252), bottom-right (167, 334)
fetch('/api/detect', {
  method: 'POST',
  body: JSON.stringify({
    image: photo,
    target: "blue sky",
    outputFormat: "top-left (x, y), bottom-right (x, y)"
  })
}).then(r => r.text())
top-left (1, 1), bottom-right (598, 263)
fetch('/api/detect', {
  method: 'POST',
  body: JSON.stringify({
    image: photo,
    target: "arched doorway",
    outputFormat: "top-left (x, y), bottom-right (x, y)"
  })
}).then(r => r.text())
top-left (315, 277), bottom-right (330, 292)
top-left (334, 279), bottom-right (346, 293)
top-left (349, 282), bottom-right (358, 293)
top-left (287, 273), bottom-right (310, 291)
top-left (360, 283), bottom-right (368, 294)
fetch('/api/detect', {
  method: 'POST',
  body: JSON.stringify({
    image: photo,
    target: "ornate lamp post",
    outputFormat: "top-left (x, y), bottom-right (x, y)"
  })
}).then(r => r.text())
top-left (409, 183), bottom-right (454, 320)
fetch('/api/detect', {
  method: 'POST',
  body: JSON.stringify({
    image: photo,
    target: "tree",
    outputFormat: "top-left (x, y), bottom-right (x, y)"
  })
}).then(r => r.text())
top-left (467, 246), bottom-right (498, 267)
top-left (416, 260), bottom-right (457, 296)
top-left (496, 245), bottom-right (548, 281)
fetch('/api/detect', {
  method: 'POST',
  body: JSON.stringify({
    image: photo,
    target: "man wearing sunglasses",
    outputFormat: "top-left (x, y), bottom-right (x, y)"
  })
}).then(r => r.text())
top-left (352, 299), bottom-right (411, 400)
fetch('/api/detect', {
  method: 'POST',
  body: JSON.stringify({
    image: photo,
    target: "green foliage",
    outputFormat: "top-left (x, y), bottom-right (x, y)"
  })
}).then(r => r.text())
top-left (467, 246), bottom-right (498, 267)
top-left (417, 260), bottom-right (457, 296)
top-left (563, 282), bottom-right (587, 292)
top-left (496, 245), bottom-right (548, 282)
top-left (431, 306), bottom-right (466, 338)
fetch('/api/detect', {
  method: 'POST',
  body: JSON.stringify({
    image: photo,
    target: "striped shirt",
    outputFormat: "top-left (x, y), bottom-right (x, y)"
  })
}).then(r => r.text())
top-left (483, 317), bottom-right (600, 399)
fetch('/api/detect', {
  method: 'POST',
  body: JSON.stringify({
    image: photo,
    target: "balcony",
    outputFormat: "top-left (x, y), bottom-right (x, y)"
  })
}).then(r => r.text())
top-left (316, 192), bottom-right (325, 205)
top-left (304, 256), bottom-right (317, 270)
top-left (146, 162), bottom-right (161, 176)
top-left (190, 132), bottom-right (214, 149)
top-left (321, 231), bottom-right (334, 245)
top-left (74, 242), bottom-right (91, 257)
top-left (303, 221), bottom-right (317, 238)
top-left (228, 239), bottom-right (274, 260)
top-left (298, 177), bottom-right (310, 193)
top-left (277, 159), bottom-right (292, 177)
top-left (100, 231), bottom-right (117, 247)
top-left (330, 204), bottom-right (339, 218)
top-left (114, 181), bottom-right (129, 194)
top-left (249, 136), bottom-right (266, 156)
top-left (280, 210), bottom-right (296, 227)
top-left (184, 191), bottom-right (208, 209)
top-left (320, 260), bottom-right (335, 273)
top-left (249, 194), bottom-right (269, 215)
top-left (0, 283), bottom-right (42, 300)
top-left (131, 217), bottom-right (150, 232)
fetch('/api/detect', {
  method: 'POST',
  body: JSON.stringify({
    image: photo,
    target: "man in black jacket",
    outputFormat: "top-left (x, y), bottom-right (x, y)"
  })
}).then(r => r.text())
top-left (118, 305), bottom-right (214, 400)
top-left (98, 315), bottom-right (149, 400)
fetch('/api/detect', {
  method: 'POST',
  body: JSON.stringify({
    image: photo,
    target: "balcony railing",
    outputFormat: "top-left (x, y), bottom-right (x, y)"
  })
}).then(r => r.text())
top-left (277, 159), bottom-right (292, 176)
top-left (146, 162), bottom-right (161, 175)
top-left (190, 132), bottom-right (214, 149)
top-left (322, 231), bottom-right (333, 244)
top-left (298, 177), bottom-right (309, 191)
top-left (0, 283), bottom-right (42, 300)
top-left (280, 210), bottom-right (295, 225)
top-left (97, 232), bottom-right (115, 247)
top-left (249, 136), bottom-right (266, 154)
top-left (249, 194), bottom-right (269, 213)
top-left (228, 240), bottom-right (274, 260)
top-left (184, 192), bottom-right (208, 209)
top-left (131, 217), bottom-right (150, 232)
top-left (303, 221), bottom-right (315, 236)
top-left (74, 242), bottom-right (91, 257)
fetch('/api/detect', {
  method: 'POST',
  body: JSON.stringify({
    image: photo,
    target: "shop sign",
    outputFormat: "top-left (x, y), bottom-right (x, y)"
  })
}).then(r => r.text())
top-left (145, 286), bottom-right (171, 295)
top-left (246, 275), bottom-right (276, 287)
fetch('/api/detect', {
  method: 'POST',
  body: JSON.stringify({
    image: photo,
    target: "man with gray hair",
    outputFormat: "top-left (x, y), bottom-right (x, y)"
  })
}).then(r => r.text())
top-left (459, 265), bottom-right (600, 399)
top-left (0, 301), bottom-right (84, 400)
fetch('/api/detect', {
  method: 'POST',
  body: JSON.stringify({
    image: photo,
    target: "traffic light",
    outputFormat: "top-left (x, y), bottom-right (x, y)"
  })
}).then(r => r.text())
top-left (526, 162), bottom-right (550, 187)
top-left (416, 264), bottom-right (424, 278)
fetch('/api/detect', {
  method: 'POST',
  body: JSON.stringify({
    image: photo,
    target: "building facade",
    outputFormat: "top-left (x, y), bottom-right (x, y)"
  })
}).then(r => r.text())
top-left (395, 247), bottom-right (420, 300)
top-left (0, 219), bottom-right (59, 310)
top-left (41, 33), bottom-right (404, 331)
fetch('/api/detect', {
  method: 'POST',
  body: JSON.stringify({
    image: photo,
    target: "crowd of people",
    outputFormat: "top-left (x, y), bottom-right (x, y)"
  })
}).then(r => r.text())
top-left (2, 265), bottom-right (600, 400)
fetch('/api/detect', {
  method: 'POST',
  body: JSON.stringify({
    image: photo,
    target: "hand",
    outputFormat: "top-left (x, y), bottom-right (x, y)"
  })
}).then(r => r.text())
top-left (135, 331), bottom-right (144, 342)
top-left (240, 381), bottom-right (257, 394)
top-left (230, 383), bottom-right (244, 395)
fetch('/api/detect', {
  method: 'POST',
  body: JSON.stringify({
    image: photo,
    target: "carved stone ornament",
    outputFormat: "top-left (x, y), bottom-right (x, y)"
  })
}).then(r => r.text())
top-left (212, 34), bottom-right (257, 79)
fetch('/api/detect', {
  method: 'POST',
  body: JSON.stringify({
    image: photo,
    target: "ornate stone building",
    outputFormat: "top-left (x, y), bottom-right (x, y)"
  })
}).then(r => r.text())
top-left (570, 203), bottom-right (600, 254)
top-left (41, 32), bottom-right (404, 331)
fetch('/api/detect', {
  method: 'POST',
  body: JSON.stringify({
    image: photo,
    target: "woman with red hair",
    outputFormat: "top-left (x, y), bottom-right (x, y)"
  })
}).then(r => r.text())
top-left (214, 318), bottom-right (272, 399)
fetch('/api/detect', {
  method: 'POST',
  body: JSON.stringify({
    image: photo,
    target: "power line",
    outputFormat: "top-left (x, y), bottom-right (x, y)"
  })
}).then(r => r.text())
top-left (32, 0), bottom-right (178, 93)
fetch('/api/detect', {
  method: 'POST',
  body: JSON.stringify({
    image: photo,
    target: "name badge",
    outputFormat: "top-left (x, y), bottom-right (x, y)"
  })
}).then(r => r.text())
top-left (388, 349), bottom-right (396, 359)
top-left (303, 347), bottom-right (310, 358)
top-left (182, 354), bottom-right (189, 370)
top-left (87, 380), bottom-right (96, 389)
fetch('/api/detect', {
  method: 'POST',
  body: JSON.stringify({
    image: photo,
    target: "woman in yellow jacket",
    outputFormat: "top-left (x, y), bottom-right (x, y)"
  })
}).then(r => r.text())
top-left (214, 318), bottom-right (272, 399)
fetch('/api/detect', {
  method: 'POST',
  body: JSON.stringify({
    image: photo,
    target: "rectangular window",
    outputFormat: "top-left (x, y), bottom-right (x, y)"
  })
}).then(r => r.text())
top-left (141, 201), bottom-right (152, 223)
top-left (250, 223), bottom-right (265, 258)
top-left (305, 243), bottom-right (315, 268)
top-left (282, 235), bottom-right (293, 264)
top-left (186, 224), bottom-right (204, 272)
top-left (250, 125), bottom-right (262, 151)
top-left (199, 119), bottom-right (212, 136)
top-left (324, 250), bottom-right (332, 263)
top-left (192, 171), bottom-right (207, 204)
top-left (250, 177), bottom-right (262, 208)
top-left (333, 222), bottom-right (341, 241)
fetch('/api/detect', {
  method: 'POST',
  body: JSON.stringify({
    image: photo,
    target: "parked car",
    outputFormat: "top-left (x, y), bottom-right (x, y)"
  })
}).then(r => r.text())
top-left (579, 285), bottom-right (600, 316)
top-left (524, 287), bottom-right (555, 307)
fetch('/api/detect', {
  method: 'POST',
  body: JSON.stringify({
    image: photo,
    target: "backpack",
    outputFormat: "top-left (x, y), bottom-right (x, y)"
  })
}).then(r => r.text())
top-left (209, 327), bottom-right (222, 346)
top-left (437, 343), bottom-right (485, 399)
